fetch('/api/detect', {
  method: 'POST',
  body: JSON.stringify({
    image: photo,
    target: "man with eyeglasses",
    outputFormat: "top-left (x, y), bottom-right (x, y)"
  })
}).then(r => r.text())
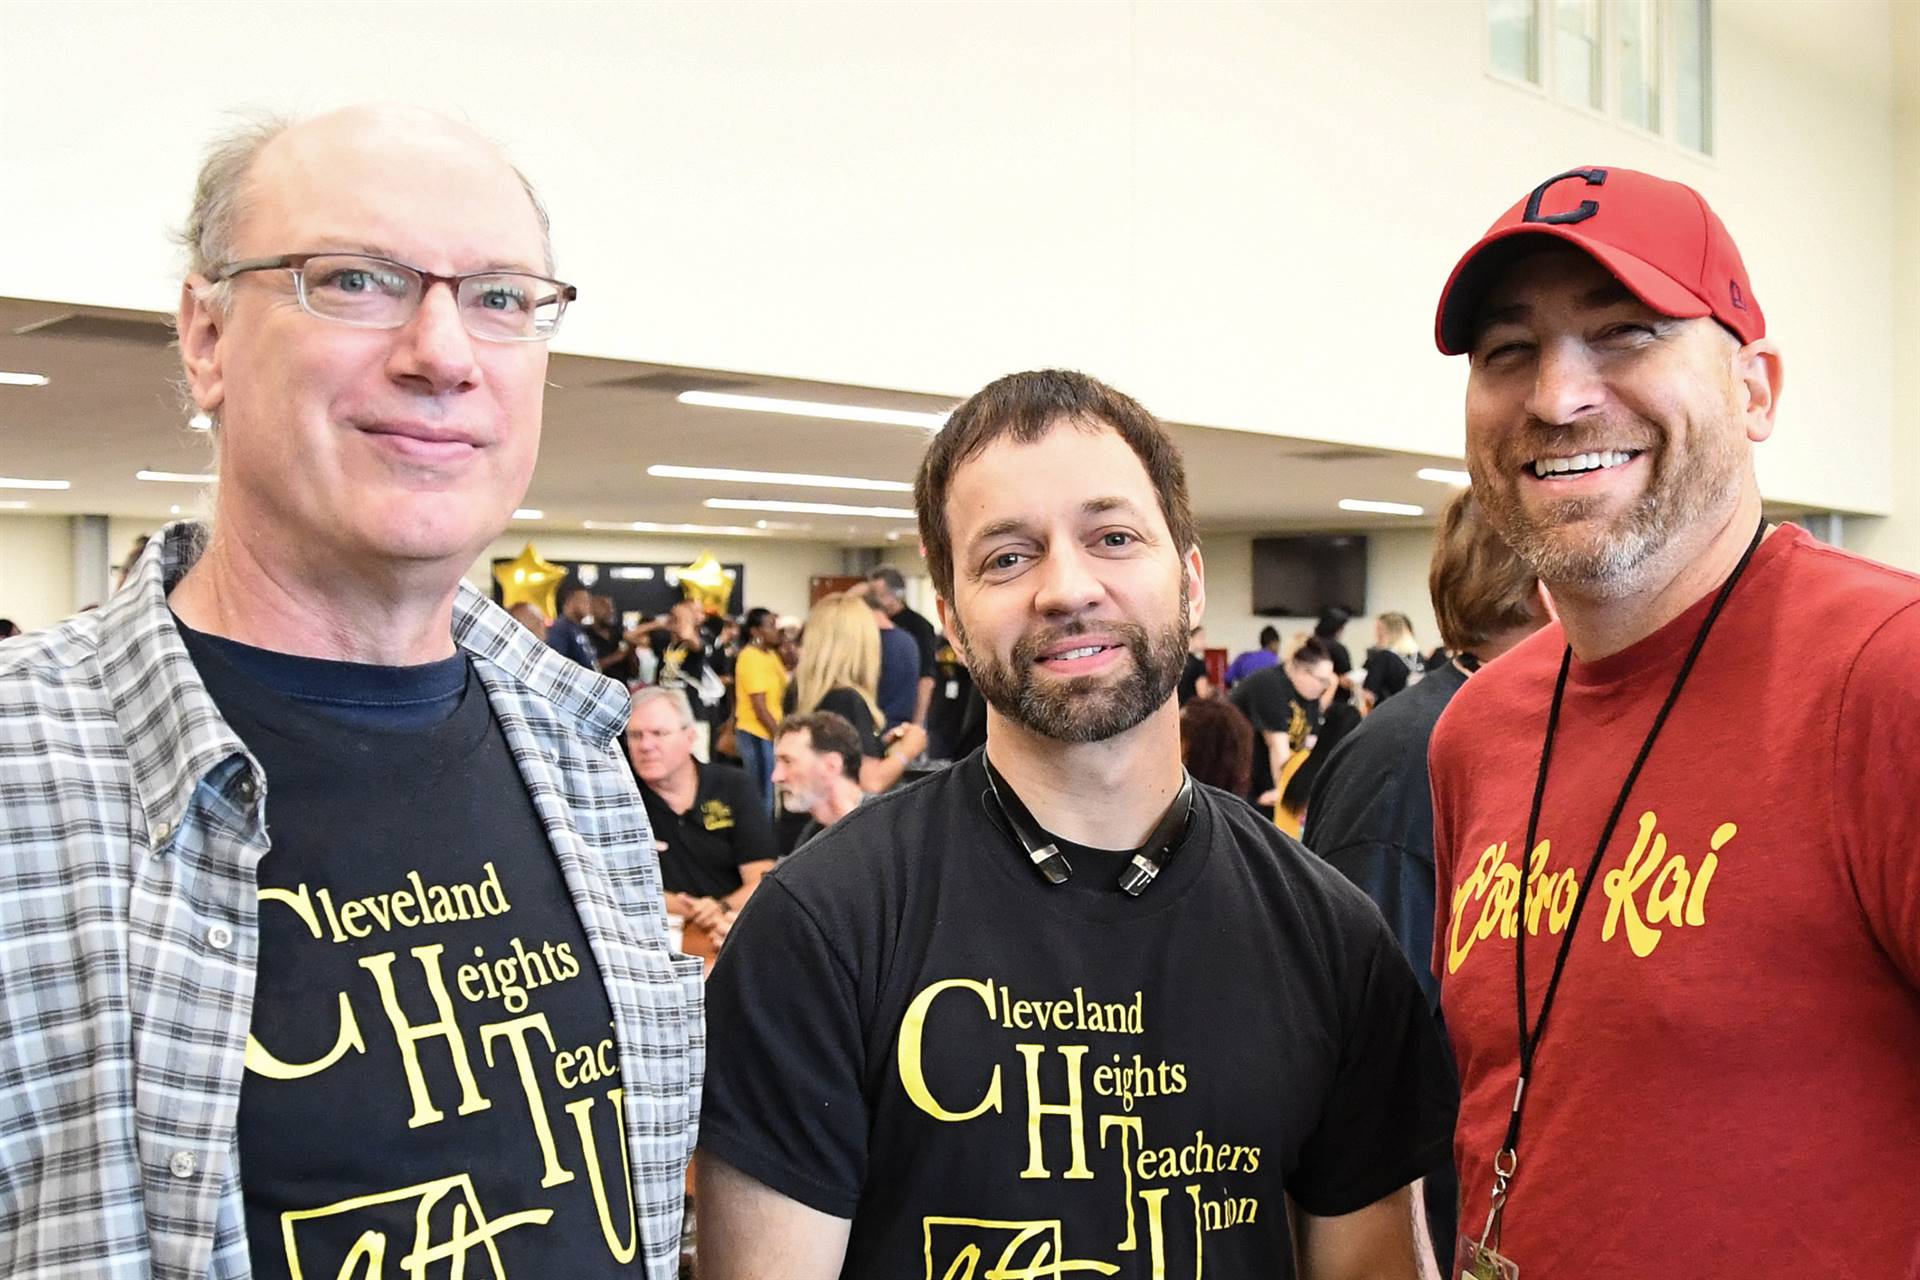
top-left (0, 106), bottom-right (701, 1279)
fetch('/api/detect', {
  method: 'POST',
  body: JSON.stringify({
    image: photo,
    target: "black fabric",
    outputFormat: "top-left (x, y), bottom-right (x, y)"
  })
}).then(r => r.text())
top-left (1363, 647), bottom-right (1424, 704)
top-left (1291, 700), bottom-right (1360, 811)
top-left (891, 604), bottom-right (939, 680)
top-left (925, 645), bottom-right (983, 762)
top-left (875, 627), bottom-right (921, 728)
top-left (178, 629), bottom-right (635, 1279)
top-left (176, 616), bottom-right (465, 730)
top-left (1229, 665), bottom-right (1321, 802)
top-left (637, 760), bottom-right (777, 898)
top-left (1176, 652), bottom-right (1208, 705)
top-left (1300, 659), bottom-right (1467, 1268)
top-left (815, 686), bottom-right (884, 759)
top-left (701, 751), bottom-right (1457, 1277)
top-left (1324, 638), bottom-right (1353, 678)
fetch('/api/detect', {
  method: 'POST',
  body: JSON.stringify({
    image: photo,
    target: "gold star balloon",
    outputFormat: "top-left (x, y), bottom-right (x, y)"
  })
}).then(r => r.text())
top-left (676, 551), bottom-right (737, 615)
top-left (493, 543), bottom-right (568, 620)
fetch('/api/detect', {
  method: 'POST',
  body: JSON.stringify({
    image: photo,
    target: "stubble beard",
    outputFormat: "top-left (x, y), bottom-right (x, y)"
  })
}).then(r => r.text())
top-left (953, 588), bottom-right (1191, 744)
top-left (1478, 410), bottom-right (1747, 601)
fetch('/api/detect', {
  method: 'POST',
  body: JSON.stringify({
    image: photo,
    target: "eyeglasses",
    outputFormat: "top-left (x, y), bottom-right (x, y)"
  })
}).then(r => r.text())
top-left (205, 252), bottom-right (578, 342)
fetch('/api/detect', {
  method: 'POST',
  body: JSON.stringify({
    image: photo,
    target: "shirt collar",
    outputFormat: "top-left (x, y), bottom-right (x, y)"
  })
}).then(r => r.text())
top-left (99, 521), bottom-right (631, 836)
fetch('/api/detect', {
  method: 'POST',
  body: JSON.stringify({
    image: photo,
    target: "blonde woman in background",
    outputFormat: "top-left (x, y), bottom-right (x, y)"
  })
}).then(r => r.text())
top-left (1362, 610), bottom-right (1427, 705)
top-left (794, 593), bottom-right (927, 793)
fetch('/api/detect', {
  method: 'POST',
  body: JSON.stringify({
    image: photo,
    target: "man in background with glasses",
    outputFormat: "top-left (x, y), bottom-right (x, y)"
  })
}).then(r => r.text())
top-left (0, 105), bottom-right (700, 1279)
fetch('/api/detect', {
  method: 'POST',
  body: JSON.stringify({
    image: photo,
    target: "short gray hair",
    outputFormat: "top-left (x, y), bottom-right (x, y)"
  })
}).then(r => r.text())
top-left (174, 109), bottom-right (556, 312)
top-left (631, 686), bottom-right (695, 729)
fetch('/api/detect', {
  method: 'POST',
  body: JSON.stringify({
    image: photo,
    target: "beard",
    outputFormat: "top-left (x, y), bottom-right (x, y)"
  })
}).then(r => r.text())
top-left (1475, 411), bottom-right (1746, 599)
top-left (952, 588), bottom-right (1191, 744)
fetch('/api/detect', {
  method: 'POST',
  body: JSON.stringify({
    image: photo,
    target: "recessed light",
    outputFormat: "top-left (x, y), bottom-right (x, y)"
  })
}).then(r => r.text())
top-left (0, 371), bottom-right (50, 387)
top-left (512, 508), bottom-right (544, 520)
top-left (1416, 468), bottom-right (1471, 486)
top-left (647, 463), bottom-right (912, 493)
top-left (188, 413), bottom-right (213, 432)
top-left (754, 520), bottom-right (812, 531)
top-left (169, 505), bottom-right (182, 515)
top-left (704, 497), bottom-right (915, 520)
top-left (677, 390), bottom-right (949, 430)
top-left (1338, 499), bottom-right (1424, 516)
top-left (0, 476), bottom-right (71, 491)
top-left (136, 470), bottom-right (217, 484)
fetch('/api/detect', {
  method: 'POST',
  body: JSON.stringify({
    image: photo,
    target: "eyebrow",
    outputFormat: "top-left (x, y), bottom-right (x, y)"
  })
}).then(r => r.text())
top-left (963, 496), bottom-right (1147, 552)
top-left (305, 240), bottom-right (545, 276)
top-left (1477, 282), bottom-right (1644, 332)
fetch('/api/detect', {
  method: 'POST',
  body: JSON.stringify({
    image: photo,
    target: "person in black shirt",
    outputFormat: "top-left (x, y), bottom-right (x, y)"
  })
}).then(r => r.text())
top-left (793, 593), bottom-right (927, 793)
top-left (545, 583), bottom-right (599, 669)
top-left (1360, 611), bottom-right (1428, 706)
top-left (699, 368), bottom-right (1454, 1280)
top-left (1229, 635), bottom-right (1335, 813)
top-left (772, 711), bottom-right (870, 850)
top-left (864, 566), bottom-right (939, 726)
top-left (1176, 624), bottom-right (1213, 704)
top-left (626, 687), bottom-right (776, 942)
top-left (1302, 491), bottom-right (1546, 1270)
top-left (1314, 606), bottom-right (1354, 678)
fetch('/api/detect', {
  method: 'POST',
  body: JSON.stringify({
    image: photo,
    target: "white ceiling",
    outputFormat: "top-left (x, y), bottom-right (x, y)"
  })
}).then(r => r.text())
top-left (0, 294), bottom-right (1514, 543)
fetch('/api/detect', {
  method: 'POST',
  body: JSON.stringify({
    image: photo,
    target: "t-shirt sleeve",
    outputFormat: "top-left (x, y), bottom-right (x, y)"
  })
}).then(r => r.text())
top-left (735, 649), bottom-right (778, 702)
top-left (698, 878), bottom-right (868, 1217)
top-left (1285, 926), bottom-right (1458, 1216)
top-left (1833, 601), bottom-right (1920, 990)
top-left (818, 687), bottom-right (884, 758)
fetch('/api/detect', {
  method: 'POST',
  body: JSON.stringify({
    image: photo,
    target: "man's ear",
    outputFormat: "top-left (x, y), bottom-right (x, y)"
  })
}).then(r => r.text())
top-left (1734, 337), bottom-right (1783, 444)
top-left (1183, 544), bottom-right (1207, 628)
top-left (177, 280), bottom-right (227, 418)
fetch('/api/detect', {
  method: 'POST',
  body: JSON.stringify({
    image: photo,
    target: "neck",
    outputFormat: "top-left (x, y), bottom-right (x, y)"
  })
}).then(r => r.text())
top-left (815, 777), bottom-right (864, 825)
top-left (983, 699), bottom-right (1184, 849)
top-left (1549, 491), bottom-right (1768, 662)
top-left (655, 758), bottom-right (698, 807)
top-left (169, 522), bottom-right (465, 666)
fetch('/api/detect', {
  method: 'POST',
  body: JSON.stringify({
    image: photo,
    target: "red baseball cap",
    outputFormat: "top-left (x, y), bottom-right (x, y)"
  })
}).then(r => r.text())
top-left (1434, 165), bottom-right (1764, 355)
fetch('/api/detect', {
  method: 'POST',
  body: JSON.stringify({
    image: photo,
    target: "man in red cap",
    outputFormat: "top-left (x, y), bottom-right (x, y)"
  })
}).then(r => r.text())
top-left (1427, 167), bottom-right (1920, 1277)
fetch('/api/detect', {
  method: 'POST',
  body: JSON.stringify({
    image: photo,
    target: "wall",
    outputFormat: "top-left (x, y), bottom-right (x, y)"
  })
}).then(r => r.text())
top-left (0, 1), bottom-right (1903, 518)
top-left (0, 514), bottom-right (75, 630)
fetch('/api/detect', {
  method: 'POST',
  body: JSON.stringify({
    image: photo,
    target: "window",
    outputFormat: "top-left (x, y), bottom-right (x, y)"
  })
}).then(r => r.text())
top-left (1487, 0), bottom-right (1713, 154)
top-left (1489, 0), bottom-right (1540, 83)
top-left (1553, 0), bottom-right (1604, 110)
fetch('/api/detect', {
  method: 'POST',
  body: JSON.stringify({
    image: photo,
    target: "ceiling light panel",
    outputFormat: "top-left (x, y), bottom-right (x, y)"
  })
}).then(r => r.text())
top-left (1416, 468), bottom-right (1471, 486)
top-left (677, 390), bottom-right (949, 430)
top-left (1338, 498), bottom-right (1424, 516)
top-left (136, 470), bottom-right (217, 484)
top-left (0, 476), bottom-right (71, 490)
top-left (0, 371), bottom-right (50, 387)
top-left (703, 497), bottom-right (916, 519)
top-left (647, 463), bottom-right (911, 493)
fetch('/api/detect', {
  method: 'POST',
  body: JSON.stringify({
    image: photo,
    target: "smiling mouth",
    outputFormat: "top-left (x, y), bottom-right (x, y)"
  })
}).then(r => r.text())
top-left (1528, 449), bottom-right (1642, 480)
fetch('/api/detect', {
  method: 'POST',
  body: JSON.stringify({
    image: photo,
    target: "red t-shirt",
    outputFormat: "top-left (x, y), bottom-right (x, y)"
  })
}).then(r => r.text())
top-left (1430, 525), bottom-right (1920, 1277)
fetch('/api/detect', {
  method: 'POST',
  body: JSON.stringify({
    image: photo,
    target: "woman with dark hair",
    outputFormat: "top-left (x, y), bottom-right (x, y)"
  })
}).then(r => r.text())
top-left (1313, 606), bottom-right (1353, 677)
top-left (1179, 696), bottom-right (1253, 797)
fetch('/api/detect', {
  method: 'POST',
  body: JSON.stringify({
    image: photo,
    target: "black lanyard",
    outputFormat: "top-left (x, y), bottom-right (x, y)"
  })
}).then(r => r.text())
top-left (1496, 517), bottom-right (1768, 1195)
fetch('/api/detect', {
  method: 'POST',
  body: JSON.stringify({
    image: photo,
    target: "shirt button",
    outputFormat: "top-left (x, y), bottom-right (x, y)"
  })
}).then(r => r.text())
top-left (205, 924), bottom-right (234, 951)
top-left (236, 777), bottom-right (258, 803)
top-left (150, 821), bottom-right (174, 848)
top-left (169, 1150), bottom-right (197, 1179)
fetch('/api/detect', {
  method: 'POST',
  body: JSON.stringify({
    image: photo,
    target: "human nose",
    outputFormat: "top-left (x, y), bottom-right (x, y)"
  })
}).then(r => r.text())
top-left (1524, 338), bottom-right (1606, 427)
top-left (388, 281), bottom-right (480, 393)
top-left (1030, 541), bottom-right (1106, 617)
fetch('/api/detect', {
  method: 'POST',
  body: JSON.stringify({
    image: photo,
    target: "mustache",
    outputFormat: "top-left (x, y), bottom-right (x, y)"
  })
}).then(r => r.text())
top-left (1500, 417), bottom-right (1659, 464)
top-left (1011, 621), bottom-right (1144, 664)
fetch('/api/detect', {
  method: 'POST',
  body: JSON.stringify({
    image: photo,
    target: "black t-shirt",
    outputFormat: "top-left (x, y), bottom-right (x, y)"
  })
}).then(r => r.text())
top-left (891, 604), bottom-right (939, 679)
top-left (1362, 647), bottom-right (1425, 704)
top-left (700, 750), bottom-right (1456, 1278)
top-left (637, 760), bottom-right (777, 898)
top-left (178, 625), bottom-right (635, 1280)
top-left (1229, 665), bottom-right (1321, 802)
top-left (1323, 637), bottom-right (1353, 677)
top-left (816, 686), bottom-right (884, 759)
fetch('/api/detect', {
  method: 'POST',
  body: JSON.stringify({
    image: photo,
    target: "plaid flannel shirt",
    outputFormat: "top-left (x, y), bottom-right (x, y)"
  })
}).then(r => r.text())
top-left (0, 523), bottom-right (704, 1279)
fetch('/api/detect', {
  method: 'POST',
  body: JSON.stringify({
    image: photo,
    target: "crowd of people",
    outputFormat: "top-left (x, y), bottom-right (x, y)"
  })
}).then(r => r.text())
top-left (1, 102), bottom-right (1915, 1280)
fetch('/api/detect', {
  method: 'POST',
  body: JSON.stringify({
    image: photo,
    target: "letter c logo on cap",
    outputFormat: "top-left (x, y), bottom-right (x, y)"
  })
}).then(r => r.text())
top-left (1524, 167), bottom-right (1609, 225)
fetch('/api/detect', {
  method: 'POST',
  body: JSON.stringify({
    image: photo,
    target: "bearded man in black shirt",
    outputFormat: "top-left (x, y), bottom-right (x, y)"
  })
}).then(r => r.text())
top-left (698, 369), bottom-right (1456, 1280)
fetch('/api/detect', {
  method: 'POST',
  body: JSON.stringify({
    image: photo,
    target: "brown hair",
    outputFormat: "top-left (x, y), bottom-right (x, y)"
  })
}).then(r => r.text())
top-left (913, 369), bottom-right (1197, 601)
top-left (1428, 490), bottom-right (1540, 653)
top-left (776, 710), bottom-right (863, 782)
top-left (1180, 697), bottom-right (1253, 796)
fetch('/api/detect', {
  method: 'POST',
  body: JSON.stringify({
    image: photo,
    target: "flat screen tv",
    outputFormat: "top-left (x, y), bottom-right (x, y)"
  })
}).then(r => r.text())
top-left (1251, 534), bottom-right (1367, 618)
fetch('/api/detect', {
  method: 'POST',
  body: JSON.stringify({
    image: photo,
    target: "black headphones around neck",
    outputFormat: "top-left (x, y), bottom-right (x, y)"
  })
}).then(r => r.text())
top-left (981, 757), bottom-right (1195, 896)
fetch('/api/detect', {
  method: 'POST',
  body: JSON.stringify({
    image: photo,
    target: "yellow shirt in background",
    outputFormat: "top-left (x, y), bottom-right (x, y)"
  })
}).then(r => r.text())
top-left (734, 644), bottom-right (788, 741)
